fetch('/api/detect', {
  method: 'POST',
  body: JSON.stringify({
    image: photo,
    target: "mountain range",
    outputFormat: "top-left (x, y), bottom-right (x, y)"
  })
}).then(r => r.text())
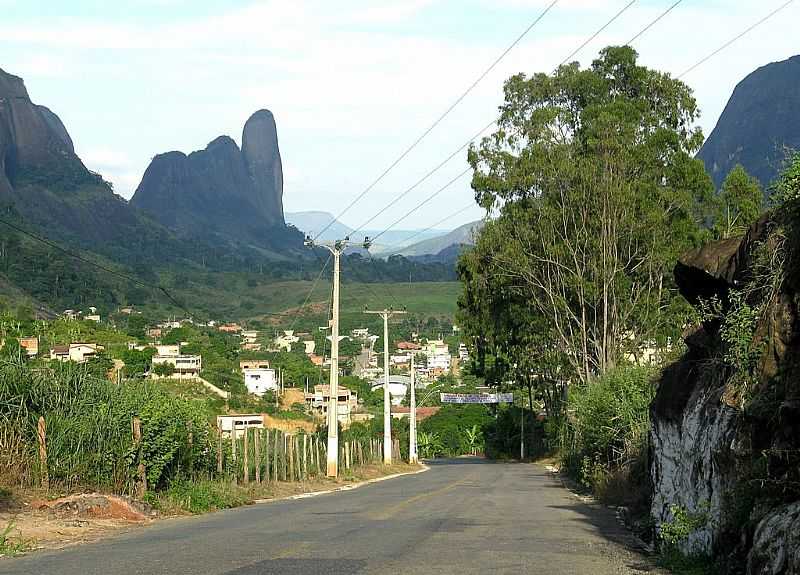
top-left (284, 211), bottom-right (448, 252)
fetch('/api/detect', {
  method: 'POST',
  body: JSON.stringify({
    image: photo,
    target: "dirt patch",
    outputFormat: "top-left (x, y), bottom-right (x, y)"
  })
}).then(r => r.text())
top-left (32, 493), bottom-right (156, 521)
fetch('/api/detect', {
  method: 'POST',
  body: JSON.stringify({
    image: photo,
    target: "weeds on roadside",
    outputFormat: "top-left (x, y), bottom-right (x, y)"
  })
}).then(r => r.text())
top-left (0, 519), bottom-right (33, 557)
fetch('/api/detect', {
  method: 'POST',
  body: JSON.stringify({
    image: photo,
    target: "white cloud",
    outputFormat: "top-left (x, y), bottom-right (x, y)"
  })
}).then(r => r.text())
top-left (2, 0), bottom-right (798, 229)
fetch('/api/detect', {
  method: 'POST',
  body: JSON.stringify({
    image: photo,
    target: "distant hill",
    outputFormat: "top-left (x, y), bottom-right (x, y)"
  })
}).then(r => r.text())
top-left (285, 211), bottom-right (353, 242)
top-left (698, 55), bottom-right (800, 191)
top-left (286, 210), bottom-right (447, 250)
top-left (390, 220), bottom-right (483, 258)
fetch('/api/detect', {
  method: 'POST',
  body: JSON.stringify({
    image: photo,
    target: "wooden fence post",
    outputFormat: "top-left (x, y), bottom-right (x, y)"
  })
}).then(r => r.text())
top-left (302, 434), bottom-right (308, 480)
top-left (217, 432), bottom-right (223, 476)
top-left (37, 416), bottom-right (48, 490)
top-left (254, 429), bottom-right (261, 484)
top-left (243, 427), bottom-right (250, 484)
top-left (132, 416), bottom-right (146, 497)
top-left (288, 435), bottom-right (295, 481)
top-left (264, 429), bottom-right (270, 483)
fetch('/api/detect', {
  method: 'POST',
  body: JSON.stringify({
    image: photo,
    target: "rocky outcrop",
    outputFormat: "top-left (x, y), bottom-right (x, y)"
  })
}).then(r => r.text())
top-left (131, 110), bottom-right (286, 243)
top-left (650, 215), bottom-right (800, 572)
top-left (698, 55), bottom-right (800, 191)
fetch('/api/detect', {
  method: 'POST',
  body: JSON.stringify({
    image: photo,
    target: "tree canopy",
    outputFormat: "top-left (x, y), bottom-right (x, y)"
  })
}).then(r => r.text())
top-left (459, 46), bottom-right (715, 391)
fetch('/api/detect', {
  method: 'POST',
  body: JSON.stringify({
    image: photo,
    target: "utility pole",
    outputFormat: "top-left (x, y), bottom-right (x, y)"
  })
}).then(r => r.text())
top-left (409, 353), bottom-right (418, 464)
top-left (520, 396), bottom-right (525, 461)
top-left (364, 307), bottom-right (406, 464)
top-left (305, 235), bottom-right (368, 477)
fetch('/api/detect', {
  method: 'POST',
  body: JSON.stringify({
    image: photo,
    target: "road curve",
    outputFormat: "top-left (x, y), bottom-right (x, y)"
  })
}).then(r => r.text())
top-left (1, 459), bottom-right (654, 574)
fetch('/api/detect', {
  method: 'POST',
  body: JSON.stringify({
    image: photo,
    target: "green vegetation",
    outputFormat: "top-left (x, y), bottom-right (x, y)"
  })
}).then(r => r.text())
top-left (0, 358), bottom-right (212, 491)
top-left (0, 519), bottom-right (32, 557)
top-left (146, 478), bottom-right (251, 515)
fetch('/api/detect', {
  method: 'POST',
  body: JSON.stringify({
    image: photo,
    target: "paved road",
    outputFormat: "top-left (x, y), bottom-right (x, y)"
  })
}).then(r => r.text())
top-left (2, 459), bottom-right (654, 575)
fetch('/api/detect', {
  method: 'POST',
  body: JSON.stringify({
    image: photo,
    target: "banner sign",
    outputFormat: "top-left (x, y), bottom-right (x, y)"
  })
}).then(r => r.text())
top-left (440, 393), bottom-right (514, 404)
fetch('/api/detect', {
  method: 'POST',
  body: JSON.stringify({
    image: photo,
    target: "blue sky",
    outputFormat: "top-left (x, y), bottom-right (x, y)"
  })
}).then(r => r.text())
top-left (1, 0), bottom-right (798, 232)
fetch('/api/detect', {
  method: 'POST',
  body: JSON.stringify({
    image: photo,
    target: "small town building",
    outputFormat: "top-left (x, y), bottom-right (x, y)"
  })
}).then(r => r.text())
top-left (370, 375), bottom-right (411, 406)
top-left (156, 344), bottom-right (180, 357)
top-left (240, 359), bottom-right (270, 370)
top-left (241, 342), bottom-right (262, 352)
top-left (303, 340), bottom-right (315, 355)
top-left (274, 330), bottom-right (299, 352)
top-left (397, 341), bottom-right (422, 351)
top-left (50, 343), bottom-right (103, 363)
top-left (151, 354), bottom-right (202, 379)
top-left (84, 314), bottom-right (101, 323)
top-left (304, 385), bottom-right (358, 424)
top-left (241, 330), bottom-right (258, 343)
top-left (119, 307), bottom-right (134, 315)
top-left (146, 327), bottom-right (163, 339)
top-left (127, 342), bottom-right (148, 352)
top-left (219, 323), bottom-right (242, 333)
top-left (216, 414), bottom-right (265, 438)
top-left (243, 368), bottom-right (277, 396)
top-left (19, 336), bottom-right (39, 357)
top-left (351, 328), bottom-right (370, 339)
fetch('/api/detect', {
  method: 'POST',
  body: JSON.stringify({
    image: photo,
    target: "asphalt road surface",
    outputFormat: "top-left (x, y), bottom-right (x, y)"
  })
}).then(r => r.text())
top-left (2, 459), bottom-right (656, 575)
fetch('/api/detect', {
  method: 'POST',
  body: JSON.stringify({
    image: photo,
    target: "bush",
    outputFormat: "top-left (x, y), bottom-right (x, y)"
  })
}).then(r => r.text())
top-left (148, 478), bottom-right (251, 514)
top-left (561, 364), bottom-right (656, 489)
top-left (0, 358), bottom-right (215, 492)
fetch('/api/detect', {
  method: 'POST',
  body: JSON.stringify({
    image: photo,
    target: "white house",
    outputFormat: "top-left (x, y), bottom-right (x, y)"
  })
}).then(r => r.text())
top-left (370, 375), bottom-right (411, 406)
top-left (303, 340), bottom-right (316, 355)
top-left (241, 330), bottom-right (258, 343)
top-left (243, 368), bottom-right (277, 396)
top-left (274, 330), bottom-right (299, 352)
top-left (216, 414), bottom-right (265, 438)
top-left (50, 343), bottom-right (103, 363)
top-left (156, 344), bottom-right (180, 357)
top-left (151, 354), bottom-right (202, 379)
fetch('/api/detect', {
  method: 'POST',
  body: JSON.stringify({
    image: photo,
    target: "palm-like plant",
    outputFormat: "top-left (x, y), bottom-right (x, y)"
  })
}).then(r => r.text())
top-left (417, 431), bottom-right (444, 459)
top-left (464, 424), bottom-right (483, 455)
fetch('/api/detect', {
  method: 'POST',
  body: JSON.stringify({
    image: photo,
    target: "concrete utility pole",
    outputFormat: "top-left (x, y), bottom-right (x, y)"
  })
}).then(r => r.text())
top-left (305, 236), bottom-right (347, 477)
top-left (409, 353), bottom-right (418, 464)
top-left (364, 307), bottom-right (406, 464)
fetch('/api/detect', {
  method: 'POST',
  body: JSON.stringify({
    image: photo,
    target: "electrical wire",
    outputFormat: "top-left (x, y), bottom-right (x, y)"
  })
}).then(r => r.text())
top-left (558, 0), bottom-right (638, 67)
top-left (679, 0), bottom-right (795, 78)
top-left (312, 0), bottom-right (560, 241)
top-left (0, 215), bottom-right (193, 317)
top-left (367, 167), bottom-right (473, 244)
top-left (626, 0), bottom-right (683, 45)
top-left (288, 253), bottom-right (333, 332)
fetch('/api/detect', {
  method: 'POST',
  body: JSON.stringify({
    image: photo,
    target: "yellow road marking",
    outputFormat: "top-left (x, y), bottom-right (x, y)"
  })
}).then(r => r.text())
top-left (366, 476), bottom-right (473, 520)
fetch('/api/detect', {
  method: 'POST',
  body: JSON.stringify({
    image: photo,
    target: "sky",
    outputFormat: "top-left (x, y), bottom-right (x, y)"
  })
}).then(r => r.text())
top-left (1, 0), bottom-right (798, 233)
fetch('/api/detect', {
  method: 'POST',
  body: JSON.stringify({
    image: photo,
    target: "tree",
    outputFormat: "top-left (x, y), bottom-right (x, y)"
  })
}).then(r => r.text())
top-left (152, 361), bottom-right (175, 377)
top-left (715, 165), bottom-right (764, 238)
top-left (461, 46), bottom-right (714, 385)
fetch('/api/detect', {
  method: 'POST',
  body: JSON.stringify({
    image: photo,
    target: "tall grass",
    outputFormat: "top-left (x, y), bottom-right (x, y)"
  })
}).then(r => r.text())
top-left (560, 364), bottom-right (657, 502)
top-left (0, 357), bottom-right (214, 492)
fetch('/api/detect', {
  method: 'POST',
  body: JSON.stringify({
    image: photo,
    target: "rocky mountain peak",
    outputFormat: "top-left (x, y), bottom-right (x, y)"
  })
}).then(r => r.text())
top-left (698, 54), bottom-right (800, 191)
top-left (131, 110), bottom-right (286, 244)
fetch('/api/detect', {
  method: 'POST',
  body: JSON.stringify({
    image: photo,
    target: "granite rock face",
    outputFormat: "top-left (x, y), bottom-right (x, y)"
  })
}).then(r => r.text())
top-left (650, 215), bottom-right (800, 572)
top-left (131, 110), bottom-right (285, 242)
top-left (698, 55), bottom-right (800, 192)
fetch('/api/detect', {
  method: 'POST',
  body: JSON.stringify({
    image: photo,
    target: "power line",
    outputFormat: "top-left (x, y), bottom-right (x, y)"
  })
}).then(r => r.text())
top-left (380, 202), bottom-right (478, 255)
top-left (288, 253), bottom-right (333, 332)
top-left (558, 0), bottom-right (638, 66)
top-left (626, 0), bottom-right (683, 45)
top-left (359, 0), bottom-right (655, 247)
top-left (350, 120), bottom-right (494, 237)
top-left (366, 167), bottom-right (473, 244)
top-left (313, 0), bottom-right (560, 241)
top-left (0, 215), bottom-right (192, 316)
top-left (678, 0), bottom-right (795, 78)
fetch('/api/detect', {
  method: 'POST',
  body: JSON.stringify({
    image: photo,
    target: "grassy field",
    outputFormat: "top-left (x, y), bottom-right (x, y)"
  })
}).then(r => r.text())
top-left (157, 270), bottom-right (463, 325)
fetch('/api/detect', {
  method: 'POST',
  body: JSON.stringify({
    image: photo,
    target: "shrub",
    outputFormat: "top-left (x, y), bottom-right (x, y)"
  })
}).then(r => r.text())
top-left (561, 364), bottom-right (657, 488)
